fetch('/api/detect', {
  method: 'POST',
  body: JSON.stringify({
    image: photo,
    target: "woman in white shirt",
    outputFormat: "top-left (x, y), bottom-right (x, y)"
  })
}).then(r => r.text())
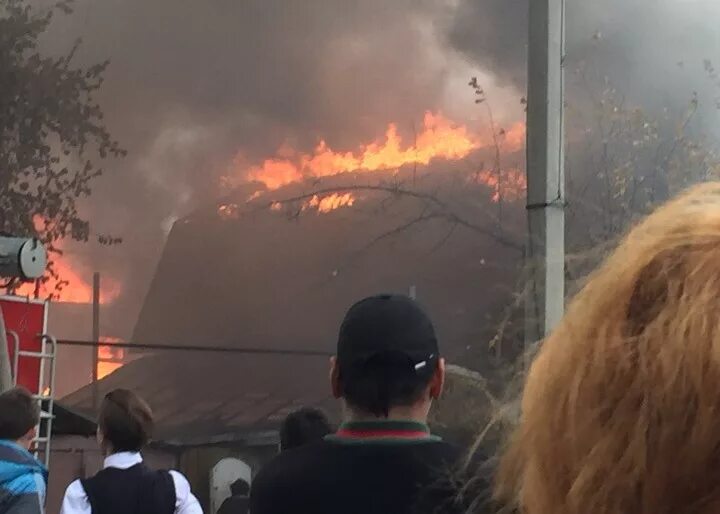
top-left (60, 389), bottom-right (203, 514)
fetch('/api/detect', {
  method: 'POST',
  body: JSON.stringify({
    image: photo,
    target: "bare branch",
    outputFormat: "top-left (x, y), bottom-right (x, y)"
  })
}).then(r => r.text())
top-left (361, 212), bottom-right (441, 252)
top-left (254, 184), bottom-right (523, 251)
top-left (428, 222), bottom-right (459, 255)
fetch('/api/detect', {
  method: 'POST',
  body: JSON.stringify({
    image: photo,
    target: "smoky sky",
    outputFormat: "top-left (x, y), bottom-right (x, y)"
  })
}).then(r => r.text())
top-left (37, 0), bottom-right (482, 232)
top-left (24, 0), bottom-right (720, 337)
top-left (450, 0), bottom-right (720, 105)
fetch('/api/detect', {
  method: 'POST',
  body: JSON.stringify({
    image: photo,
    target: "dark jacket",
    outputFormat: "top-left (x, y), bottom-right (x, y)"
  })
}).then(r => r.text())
top-left (0, 440), bottom-right (48, 514)
top-left (217, 495), bottom-right (249, 514)
top-left (251, 420), bottom-right (486, 514)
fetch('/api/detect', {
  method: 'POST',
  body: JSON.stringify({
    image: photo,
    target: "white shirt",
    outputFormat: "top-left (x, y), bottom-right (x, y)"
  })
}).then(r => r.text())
top-left (59, 452), bottom-right (203, 514)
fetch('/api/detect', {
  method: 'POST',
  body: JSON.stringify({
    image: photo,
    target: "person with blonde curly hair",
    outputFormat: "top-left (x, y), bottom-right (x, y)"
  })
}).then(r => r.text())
top-left (496, 182), bottom-right (720, 514)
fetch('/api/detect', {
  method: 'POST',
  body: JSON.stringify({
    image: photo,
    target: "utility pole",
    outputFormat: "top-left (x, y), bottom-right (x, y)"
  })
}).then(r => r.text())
top-left (525, 0), bottom-right (566, 349)
top-left (92, 272), bottom-right (100, 411)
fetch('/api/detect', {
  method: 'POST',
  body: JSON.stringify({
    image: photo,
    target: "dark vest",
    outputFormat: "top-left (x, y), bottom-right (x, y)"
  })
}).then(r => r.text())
top-left (80, 463), bottom-right (176, 514)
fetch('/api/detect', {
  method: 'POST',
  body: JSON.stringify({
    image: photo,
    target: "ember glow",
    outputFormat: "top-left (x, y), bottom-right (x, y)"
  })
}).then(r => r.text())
top-left (303, 193), bottom-right (355, 213)
top-left (217, 202), bottom-right (240, 220)
top-left (97, 336), bottom-right (125, 380)
top-left (14, 254), bottom-right (121, 304)
top-left (475, 169), bottom-right (527, 202)
top-left (232, 112), bottom-right (524, 191)
top-left (14, 215), bottom-right (122, 304)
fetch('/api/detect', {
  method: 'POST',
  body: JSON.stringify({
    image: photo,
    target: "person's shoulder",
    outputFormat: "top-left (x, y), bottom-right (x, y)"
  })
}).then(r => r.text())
top-left (251, 444), bottom-right (327, 514)
top-left (410, 438), bottom-right (468, 463)
top-left (255, 441), bottom-right (328, 483)
top-left (63, 479), bottom-right (85, 497)
top-left (2, 468), bottom-right (46, 495)
top-left (167, 469), bottom-right (203, 514)
top-left (60, 479), bottom-right (89, 513)
top-left (252, 441), bottom-right (331, 496)
top-left (218, 495), bottom-right (250, 514)
top-left (168, 469), bottom-right (191, 490)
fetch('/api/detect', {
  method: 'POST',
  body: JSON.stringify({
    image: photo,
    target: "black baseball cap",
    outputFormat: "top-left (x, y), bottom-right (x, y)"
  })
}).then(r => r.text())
top-left (337, 294), bottom-right (439, 375)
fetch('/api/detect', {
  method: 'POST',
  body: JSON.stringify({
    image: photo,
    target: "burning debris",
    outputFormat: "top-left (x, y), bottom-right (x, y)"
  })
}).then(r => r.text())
top-left (303, 193), bottom-right (356, 213)
top-left (217, 203), bottom-right (241, 220)
top-left (97, 336), bottom-right (125, 380)
top-left (474, 169), bottom-right (527, 202)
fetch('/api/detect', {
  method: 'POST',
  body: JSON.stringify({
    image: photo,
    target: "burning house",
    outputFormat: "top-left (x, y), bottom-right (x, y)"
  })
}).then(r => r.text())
top-left (131, 112), bottom-right (527, 365)
top-left (57, 111), bottom-right (526, 510)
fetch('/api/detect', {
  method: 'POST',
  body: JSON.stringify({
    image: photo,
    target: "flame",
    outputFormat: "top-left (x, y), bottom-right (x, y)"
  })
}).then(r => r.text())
top-left (475, 169), bottom-right (527, 202)
top-left (97, 336), bottom-right (125, 380)
top-left (233, 112), bottom-right (524, 191)
top-left (501, 123), bottom-right (526, 153)
top-left (217, 203), bottom-right (240, 220)
top-left (13, 215), bottom-right (122, 304)
top-left (15, 256), bottom-right (121, 304)
top-left (303, 193), bottom-right (355, 213)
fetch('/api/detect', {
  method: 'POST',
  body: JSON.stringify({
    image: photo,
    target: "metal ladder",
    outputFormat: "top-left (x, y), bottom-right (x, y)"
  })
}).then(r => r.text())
top-left (10, 331), bottom-right (57, 467)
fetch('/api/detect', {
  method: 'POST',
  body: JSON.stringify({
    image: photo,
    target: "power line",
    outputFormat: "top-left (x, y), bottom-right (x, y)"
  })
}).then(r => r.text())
top-left (56, 339), bottom-right (332, 357)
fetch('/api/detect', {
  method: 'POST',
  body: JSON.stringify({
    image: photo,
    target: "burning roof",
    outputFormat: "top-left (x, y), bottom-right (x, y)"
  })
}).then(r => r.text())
top-left (132, 144), bottom-right (525, 370)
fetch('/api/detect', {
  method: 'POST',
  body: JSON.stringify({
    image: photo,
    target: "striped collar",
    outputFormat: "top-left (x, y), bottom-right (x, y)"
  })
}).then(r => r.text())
top-left (325, 420), bottom-right (441, 444)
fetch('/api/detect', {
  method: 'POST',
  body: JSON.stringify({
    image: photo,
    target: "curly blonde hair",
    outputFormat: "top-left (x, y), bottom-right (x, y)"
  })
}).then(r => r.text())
top-left (496, 182), bottom-right (720, 514)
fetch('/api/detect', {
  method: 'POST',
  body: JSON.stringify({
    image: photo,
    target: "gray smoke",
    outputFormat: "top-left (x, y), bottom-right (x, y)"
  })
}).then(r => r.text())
top-left (449, 0), bottom-right (720, 107)
top-left (26, 0), bottom-right (720, 337)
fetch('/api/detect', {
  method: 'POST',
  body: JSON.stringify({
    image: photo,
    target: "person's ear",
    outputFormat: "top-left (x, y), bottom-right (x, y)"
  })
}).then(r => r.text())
top-left (329, 356), bottom-right (342, 399)
top-left (429, 358), bottom-right (445, 399)
top-left (19, 426), bottom-right (36, 451)
top-left (96, 426), bottom-right (108, 453)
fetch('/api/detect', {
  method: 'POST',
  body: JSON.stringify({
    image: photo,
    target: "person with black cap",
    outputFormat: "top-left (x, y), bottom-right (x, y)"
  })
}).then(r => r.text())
top-left (250, 294), bottom-right (482, 514)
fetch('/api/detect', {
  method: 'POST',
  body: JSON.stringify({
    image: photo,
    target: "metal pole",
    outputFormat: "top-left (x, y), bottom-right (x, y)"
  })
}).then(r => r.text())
top-left (525, 0), bottom-right (566, 349)
top-left (91, 272), bottom-right (100, 411)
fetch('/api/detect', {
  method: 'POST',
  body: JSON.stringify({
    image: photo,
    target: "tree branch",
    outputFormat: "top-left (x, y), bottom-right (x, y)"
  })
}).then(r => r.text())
top-left (254, 184), bottom-right (523, 251)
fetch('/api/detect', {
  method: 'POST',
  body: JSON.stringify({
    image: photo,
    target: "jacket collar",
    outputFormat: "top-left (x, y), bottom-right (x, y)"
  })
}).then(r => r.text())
top-left (326, 420), bottom-right (441, 444)
top-left (0, 439), bottom-right (48, 481)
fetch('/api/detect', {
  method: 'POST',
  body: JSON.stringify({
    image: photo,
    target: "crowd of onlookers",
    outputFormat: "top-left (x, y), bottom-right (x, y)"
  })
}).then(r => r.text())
top-left (3, 181), bottom-right (720, 513)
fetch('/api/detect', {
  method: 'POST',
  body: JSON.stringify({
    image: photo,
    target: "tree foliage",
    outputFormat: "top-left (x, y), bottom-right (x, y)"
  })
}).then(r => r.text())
top-left (0, 0), bottom-right (124, 294)
top-left (565, 59), bottom-right (720, 278)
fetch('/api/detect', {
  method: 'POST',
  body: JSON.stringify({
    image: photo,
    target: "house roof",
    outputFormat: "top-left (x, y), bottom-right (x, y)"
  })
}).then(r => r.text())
top-left (52, 402), bottom-right (97, 436)
top-left (61, 351), bottom-right (336, 444)
top-left (60, 352), bottom-right (497, 448)
top-left (131, 167), bottom-right (522, 376)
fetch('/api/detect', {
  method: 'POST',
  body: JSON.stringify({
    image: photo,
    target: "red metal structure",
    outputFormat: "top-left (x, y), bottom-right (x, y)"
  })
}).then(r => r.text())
top-left (2, 295), bottom-right (56, 467)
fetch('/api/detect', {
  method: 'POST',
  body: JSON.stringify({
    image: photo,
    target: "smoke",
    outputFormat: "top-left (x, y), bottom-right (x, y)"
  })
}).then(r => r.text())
top-left (25, 0), bottom-right (720, 338)
top-left (449, 0), bottom-right (720, 108)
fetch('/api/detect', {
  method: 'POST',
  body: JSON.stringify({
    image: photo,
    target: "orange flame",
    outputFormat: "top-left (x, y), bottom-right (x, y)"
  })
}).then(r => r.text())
top-left (14, 255), bottom-right (121, 304)
top-left (97, 336), bottom-right (125, 380)
top-left (475, 169), bottom-right (527, 202)
top-left (232, 112), bottom-right (524, 190)
top-left (13, 216), bottom-right (122, 304)
top-left (217, 203), bottom-right (240, 220)
top-left (304, 193), bottom-right (355, 213)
